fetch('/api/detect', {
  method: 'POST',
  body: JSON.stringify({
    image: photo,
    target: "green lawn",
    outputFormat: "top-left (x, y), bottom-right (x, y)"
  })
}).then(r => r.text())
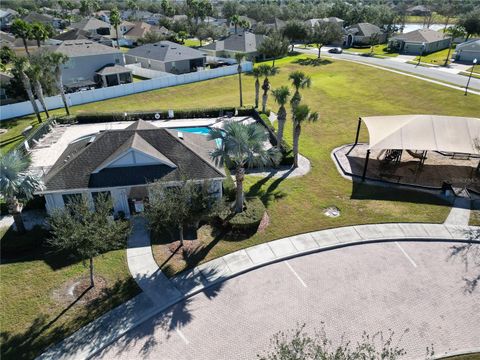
top-left (183, 38), bottom-right (201, 47)
top-left (0, 117), bottom-right (44, 154)
top-left (0, 226), bottom-right (140, 360)
top-left (348, 44), bottom-right (399, 58)
top-left (414, 47), bottom-right (453, 66)
top-left (404, 14), bottom-right (456, 24)
top-left (470, 210), bottom-right (480, 226)
top-left (441, 354), bottom-right (480, 360)
top-left (132, 74), bottom-right (149, 82)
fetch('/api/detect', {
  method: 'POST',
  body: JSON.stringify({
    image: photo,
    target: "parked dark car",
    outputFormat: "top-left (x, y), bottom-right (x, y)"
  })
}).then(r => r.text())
top-left (328, 47), bottom-right (343, 54)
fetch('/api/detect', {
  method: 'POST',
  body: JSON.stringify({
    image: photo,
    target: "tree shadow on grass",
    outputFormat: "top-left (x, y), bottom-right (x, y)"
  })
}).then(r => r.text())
top-left (293, 58), bottom-right (333, 66)
top-left (0, 277), bottom-right (139, 360)
top-left (247, 171), bottom-right (290, 207)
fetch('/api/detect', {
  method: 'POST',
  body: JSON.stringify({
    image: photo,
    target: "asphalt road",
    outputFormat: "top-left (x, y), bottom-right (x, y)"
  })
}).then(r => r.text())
top-left (94, 241), bottom-right (480, 360)
top-left (297, 46), bottom-right (480, 91)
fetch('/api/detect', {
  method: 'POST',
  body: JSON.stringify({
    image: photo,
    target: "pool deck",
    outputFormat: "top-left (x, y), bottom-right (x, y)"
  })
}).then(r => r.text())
top-left (29, 117), bottom-right (254, 172)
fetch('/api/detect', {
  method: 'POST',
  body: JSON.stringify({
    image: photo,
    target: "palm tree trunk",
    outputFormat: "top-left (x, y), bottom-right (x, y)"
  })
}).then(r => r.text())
top-left (13, 213), bottom-right (26, 233)
top-left (179, 225), bottom-right (184, 246)
top-left (238, 67), bottom-right (243, 107)
top-left (36, 39), bottom-right (41, 48)
top-left (8, 197), bottom-right (26, 233)
top-left (444, 39), bottom-right (453, 67)
top-left (115, 26), bottom-right (120, 49)
top-left (235, 166), bottom-right (245, 213)
top-left (22, 38), bottom-right (30, 56)
top-left (277, 107), bottom-right (286, 149)
top-left (293, 124), bottom-right (301, 168)
top-left (272, 58), bottom-right (275, 67)
top-left (262, 93), bottom-right (268, 113)
top-left (34, 80), bottom-right (50, 118)
top-left (254, 78), bottom-right (260, 108)
top-left (56, 72), bottom-right (70, 115)
top-left (89, 257), bottom-right (95, 287)
top-left (21, 74), bottom-right (42, 123)
top-left (317, 45), bottom-right (322, 59)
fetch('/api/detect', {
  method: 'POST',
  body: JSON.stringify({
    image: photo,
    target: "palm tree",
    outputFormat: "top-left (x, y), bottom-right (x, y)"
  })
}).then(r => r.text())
top-left (258, 64), bottom-right (279, 113)
top-left (11, 19), bottom-right (32, 56)
top-left (48, 52), bottom-right (70, 115)
top-left (0, 151), bottom-right (43, 233)
top-left (28, 64), bottom-right (50, 119)
top-left (271, 86), bottom-right (290, 150)
top-left (209, 122), bottom-right (280, 213)
top-left (252, 67), bottom-right (262, 109)
top-left (288, 70), bottom-right (311, 109)
top-left (30, 22), bottom-right (51, 48)
top-left (235, 52), bottom-right (245, 107)
top-left (230, 14), bottom-right (240, 34)
top-left (13, 57), bottom-right (42, 123)
top-left (110, 7), bottom-right (121, 49)
top-left (292, 104), bottom-right (318, 168)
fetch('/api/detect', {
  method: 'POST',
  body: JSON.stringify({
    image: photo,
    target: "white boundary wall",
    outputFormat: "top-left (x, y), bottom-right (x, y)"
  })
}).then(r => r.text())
top-left (0, 62), bottom-right (252, 121)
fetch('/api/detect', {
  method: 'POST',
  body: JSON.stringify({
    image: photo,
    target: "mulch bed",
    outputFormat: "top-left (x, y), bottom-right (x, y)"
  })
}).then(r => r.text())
top-left (52, 275), bottom-right (108, 306)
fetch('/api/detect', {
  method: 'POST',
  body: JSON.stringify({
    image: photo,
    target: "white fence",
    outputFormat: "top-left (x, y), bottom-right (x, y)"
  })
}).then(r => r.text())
top-left (125, 63), bottom-right (175, 79)
top-left (0, 62), bottom-right (253, 121)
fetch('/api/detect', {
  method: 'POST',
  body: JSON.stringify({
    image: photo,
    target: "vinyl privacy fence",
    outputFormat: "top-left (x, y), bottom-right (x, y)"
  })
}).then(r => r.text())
top-left (0, 62), bottom-right (252, 121)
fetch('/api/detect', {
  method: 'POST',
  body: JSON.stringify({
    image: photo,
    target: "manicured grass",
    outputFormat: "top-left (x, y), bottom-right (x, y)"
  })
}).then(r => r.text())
top-left (440, 354), bottom-right (480, 360)
top-left (404, 14), bottom-right (456, 24)
top-left (183, 38), bottom-right (201, 47)
top-left (460, 71), bottom-right (480, 80)
top-left (0, 226), bottom-right (140, 360)
top-left (0, 117), bottom-right (44, 154)
top-left (469, 210), bottom-right (480, 226)
top-left (348, 44), bottom-right (399, 57)
top-left (414, 48), bottom-right (453, 66)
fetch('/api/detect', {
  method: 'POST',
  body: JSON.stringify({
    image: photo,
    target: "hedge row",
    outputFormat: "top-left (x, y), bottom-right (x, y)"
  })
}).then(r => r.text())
top-left (76, 107), bottom-right (256, 124)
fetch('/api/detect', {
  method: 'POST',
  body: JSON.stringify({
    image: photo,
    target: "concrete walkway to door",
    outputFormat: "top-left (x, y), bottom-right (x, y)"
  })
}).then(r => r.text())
top-left (126, 216), bottom-right (182, 305)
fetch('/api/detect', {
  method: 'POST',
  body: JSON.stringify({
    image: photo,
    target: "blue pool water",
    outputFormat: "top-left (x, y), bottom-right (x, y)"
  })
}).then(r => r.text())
top-left (174, 127), bottom-right (211, 135)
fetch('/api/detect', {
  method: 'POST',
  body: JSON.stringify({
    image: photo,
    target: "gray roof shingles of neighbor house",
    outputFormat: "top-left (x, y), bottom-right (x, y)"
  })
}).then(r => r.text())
top-left (393, 29), bottom-right (448, 43)
top-left (50, 39), bottom-right (122, 57)
top-left (127, 40), bottom-right (205, 62)
top-left (201, 31), bottom-right (266, 53)
top-left (70, 17), bottom-right (111, 32)
top-left (43, 120), bottom-right (224, 191)
top-left (346, 22), bottom-right (382, 37)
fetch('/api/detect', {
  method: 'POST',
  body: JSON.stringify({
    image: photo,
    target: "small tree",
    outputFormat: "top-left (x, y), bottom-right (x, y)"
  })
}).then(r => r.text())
top-left (139, 30), bottom-right (166, 45)
top-left (209, 121), bottom-right (280, 213)
top-left (258, 324), bottom-right (409, 360)
top-left (271, 86), bottom-right (290, 150)
top-left (309, 21), bottom-right (343, 59)
top-left (444, 25), bottom-right (466, 67)
top-left (292, 104), bottom-right (318, 168)
top-left (48, 194), bottom-right (130, 288)
top-left (257, 32), bottom-right (289, 67)
top-left (369, 32), bottom-right (380, 55)
top-left (11, 19), bottom-right (32, 56)
top-left (110, 7), bottom-right (121, 49)
top-left (235, 52), bottom-right (245, 107)
top-left (282, 20), bottom-right (309, 52)
top-left (258, 64), bottom-right (279, 113)
top-left (30, 22), bottom-right (53, 48)
top-left (230, 14), bottom-right (240, 34)
top-left (145, 180), bottom-right (216, 245)
top-left (288, 70), bottom-right (311, 110)
top-left (28, 64), bottom-right (50, 119)
top-left (458, 10), bottom-right (480, 40)
top-left (0, 151), bottom-right (43, 233)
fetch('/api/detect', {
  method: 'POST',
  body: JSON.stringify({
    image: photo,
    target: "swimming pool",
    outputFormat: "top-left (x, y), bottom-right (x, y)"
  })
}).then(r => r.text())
top-left (174, 127), bottom-right (211, 135)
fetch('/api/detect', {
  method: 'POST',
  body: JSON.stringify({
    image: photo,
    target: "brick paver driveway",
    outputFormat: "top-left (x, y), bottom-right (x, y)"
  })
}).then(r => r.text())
top-left (94, 241), bottom-right (480, 360)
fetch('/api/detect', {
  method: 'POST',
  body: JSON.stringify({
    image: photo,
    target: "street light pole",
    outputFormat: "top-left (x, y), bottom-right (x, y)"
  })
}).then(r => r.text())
top-left (417, 42), bottom-right (426, 67)
top-left (465, 58), bottom-right (478, 96)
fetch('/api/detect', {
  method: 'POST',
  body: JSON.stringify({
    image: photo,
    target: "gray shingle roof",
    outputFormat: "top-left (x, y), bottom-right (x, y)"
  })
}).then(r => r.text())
top-left (96, 64), bottom-right (132, 75)
top-left (127, 40), bottom-right (205, 62)
top-left (51, 40), bottom-right (122, 57)
top-left (392, 29), bottom-right (448, 43)
top-left (456, 39), bottom-right (480, 51)
top-left (71, 17), bottom-right (111, 31)
top-left (201, 32), bottom-right (267, 53)
top-left (44, 121), bottom-right (224, 191)
top-left (23, 12), bottom-right (54, 23)
top-left (53, 28), bottom-right (90, 41)
top-left (346, 23), bottom-right (382, 37)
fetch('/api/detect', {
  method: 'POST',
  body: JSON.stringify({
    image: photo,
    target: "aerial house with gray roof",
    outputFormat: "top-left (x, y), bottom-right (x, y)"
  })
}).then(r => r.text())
top-left (200, 31), bottom-right (267, 61)
top-left (38, 120), bottom-right (225, 217)
top-left (125, 41), bottom-right (206, 74)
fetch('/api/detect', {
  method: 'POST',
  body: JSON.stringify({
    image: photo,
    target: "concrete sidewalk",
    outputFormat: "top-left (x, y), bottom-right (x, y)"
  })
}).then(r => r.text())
top-left (37, 221), bottom-right (479, 360)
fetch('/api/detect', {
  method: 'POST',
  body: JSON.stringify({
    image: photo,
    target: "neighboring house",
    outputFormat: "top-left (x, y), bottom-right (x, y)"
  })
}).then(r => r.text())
top-left (407, 5), bottom-right (431, 16)
top-left (0, 30), bottom-right (14, 47)
top-left (50, 39), bottom-right (126, 90)
top-left (204, 16), bottom-right (228, 27)
top-left (200, 31), bottom-right (267, 61)
top-left (70, 18), bottom-right (111, 36)
top-left (171, 14), bottom-right (188, 22)
top-left (122, 10), bottom-right (154, 21)
top-left (114, 22), bottom-right (169, 47)
top-left (39, 119), bottom-right (224, 218)
top-left (304, 17), bottom-right (344, 29)
top-left (95, 64), bottom-right (133, 87)
top-left (23, 12), bottom-right (64, 29)
top-left (126, 40), bottom-right (206, 74)
top-left (53, 28), bottom-right (90, 41)
top-left (454, 39), bottom-right (480, 62)
top-left (0, 8), bottom-right (18, 30)
top-left (95, 10), bottom-right (111, 24)
top-left (388, 29), bottom-right (450, 55)
top-left (344, 22), bottom-right (386, 47)
top-left (263, 18), bottom-right (286, 32)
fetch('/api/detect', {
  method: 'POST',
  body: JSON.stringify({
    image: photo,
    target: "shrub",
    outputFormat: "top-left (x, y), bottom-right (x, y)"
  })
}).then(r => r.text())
top-left (227, 197), bottom-right (266, 232)
top-left (54, 115), bottom-right (77, 125)
top-left (222, 167), bottom-right (236, 202)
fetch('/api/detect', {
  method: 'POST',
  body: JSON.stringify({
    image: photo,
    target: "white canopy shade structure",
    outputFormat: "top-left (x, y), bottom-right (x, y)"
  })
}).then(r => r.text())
top-left (362, 115), bottom-right (480, 154)
top-left (348, 115), bottom-right (480, 180)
